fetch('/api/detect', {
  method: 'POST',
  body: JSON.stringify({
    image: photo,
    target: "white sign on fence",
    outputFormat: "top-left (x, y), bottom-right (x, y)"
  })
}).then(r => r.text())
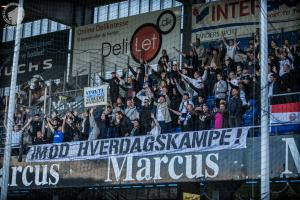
top-left (84, 85), bottom-right (108, 107)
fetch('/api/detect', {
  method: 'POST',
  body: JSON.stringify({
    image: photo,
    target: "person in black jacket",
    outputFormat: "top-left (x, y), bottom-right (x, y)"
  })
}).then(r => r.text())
top-left (97, 113), bottom-right (108, 139)
top-left (139, 98), bottom-right (152, 134)
top-left (196, 104), bottom-right (213, 130)
top-left (114, 111), bottom-right (132, 137)
top-left (128, 63), bottom-right (145, 91)
top-left (130, 119), bottom-right (143, 136)
top-left (100, 72), bottom-right (120, 104)
top-left (228, 88), bottom-right (243, 128)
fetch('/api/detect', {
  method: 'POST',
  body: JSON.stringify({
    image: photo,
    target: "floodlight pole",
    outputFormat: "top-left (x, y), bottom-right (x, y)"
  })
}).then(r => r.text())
top-left (260, 0), bottom-right (270, 199)
top-left (1, 0), bottom-right (24, 199)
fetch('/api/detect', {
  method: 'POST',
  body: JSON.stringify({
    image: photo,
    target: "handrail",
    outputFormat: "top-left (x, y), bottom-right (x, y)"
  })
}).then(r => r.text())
top-left (269, 91), bottom-right (300, 98)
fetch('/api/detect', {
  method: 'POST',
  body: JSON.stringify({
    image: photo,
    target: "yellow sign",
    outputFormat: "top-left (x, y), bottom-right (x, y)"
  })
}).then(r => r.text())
top-left (183, 192), bottom-right (200, 200)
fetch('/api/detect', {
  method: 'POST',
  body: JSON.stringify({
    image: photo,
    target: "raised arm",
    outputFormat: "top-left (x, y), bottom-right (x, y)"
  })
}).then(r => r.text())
top-left (89, 108), bottom-right (97, 128)
top-left (136, 90), bottom-right (144, 102)
top-left (99, 76), bottom-right (109, 83)
top-left (62, 115), bottom-right (67, 133)
top-left (221, 32), bottom-right (228, 46)
top-left (173, 47), bottom-right (186, 57)
top-left (21, 117), bottom-right (32, 132)
top-left (176, 81), bottom-right (186, 97)
top-left (233, 29), bottom-right (237, 46)
top-left (168, 108), bottom-right (182, 116)
top-left (128, 65), bottom-right (137, 77)
top-left (46, 117), bottom-right (54, 133)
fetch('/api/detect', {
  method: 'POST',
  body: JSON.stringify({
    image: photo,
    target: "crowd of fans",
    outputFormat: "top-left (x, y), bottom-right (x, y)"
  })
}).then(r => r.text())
top-left (5, 30), bottom-right (300, 147)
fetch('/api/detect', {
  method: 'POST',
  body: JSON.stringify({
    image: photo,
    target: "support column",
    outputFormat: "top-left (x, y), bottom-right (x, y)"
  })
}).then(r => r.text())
top-left (260, 0), bottom-right (270, 199)
top-left (182, 1), bottom-right (192, 54)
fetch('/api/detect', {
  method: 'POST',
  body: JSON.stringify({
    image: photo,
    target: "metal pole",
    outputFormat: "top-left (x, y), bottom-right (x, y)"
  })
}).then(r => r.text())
top-left (42, 86), bottom-right (47, 135)
top-left (28, 89), bottom-right (32, 107)
top-left (260, 0), bottom-right (270, 199)
top-left (63, 71), bottom-right (66, 92)
top-left (88, 62), bottom-right (91, 87)
top-left (1, 0), bottom-right (23, 199)
top-left (4, 96), bottom-right (8, 126)
top-left (48, 81), bottom-right (52, 115)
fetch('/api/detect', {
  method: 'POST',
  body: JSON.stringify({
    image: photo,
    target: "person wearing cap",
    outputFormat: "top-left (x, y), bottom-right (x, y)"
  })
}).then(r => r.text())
top-left (228, 87), bottom-right (243, 128)
top-left (153, 94), bottom-right (172, 134)
top-left (99, 71), bottom-right (120, 104)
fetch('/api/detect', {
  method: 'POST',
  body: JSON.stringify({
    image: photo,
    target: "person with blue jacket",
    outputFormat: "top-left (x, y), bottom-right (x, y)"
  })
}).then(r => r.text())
top-left (242, 99), bottom-right (258, 126)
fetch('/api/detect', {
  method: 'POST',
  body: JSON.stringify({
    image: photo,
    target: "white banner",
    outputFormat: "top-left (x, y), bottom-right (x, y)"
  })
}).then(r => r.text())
top-left (72, 8), bottom-right (181, 76)
top-left (192, 1), bottom-right (300, 42)
top-left (84, 85), bottom-right (108, 107)
top-left (26, 127), bottom-right (250, 163)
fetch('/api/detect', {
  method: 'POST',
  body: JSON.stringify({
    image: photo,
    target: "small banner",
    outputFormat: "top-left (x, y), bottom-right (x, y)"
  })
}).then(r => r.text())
top-left (84, 85), bottom-right (108, 107)
top-left (183, 193), bottom-right (200, 200)
top-left (26, 127), bottom-right (250, 163)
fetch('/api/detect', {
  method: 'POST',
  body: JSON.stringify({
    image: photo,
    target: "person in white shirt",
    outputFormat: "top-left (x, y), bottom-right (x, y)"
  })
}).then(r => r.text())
top-left (178, 70), bottom-right (207, 97)
top-left (153, 95), bottom-right (172, 133)
top-left (11, 118), bottom-right (32, 147)
top-left (148, 113), bottom-right (161, 136)
top-left (124, 98), bottom-right (139, 121)
top-left (221, 30), bottom-right (238, 60)
top-left (279, 50), bottom-right (293, 77)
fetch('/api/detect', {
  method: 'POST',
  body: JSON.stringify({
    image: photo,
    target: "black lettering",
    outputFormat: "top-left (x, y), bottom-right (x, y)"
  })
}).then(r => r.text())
top-left (109, 139), bottom-right (119, 155)
top-left (234, 128), bottom-right (243, 144)
top-left (207, 130), bottom-right (221, 146)
top-left (166, 134), bottom-right (178, 150)
top-left (120, 138), bottom-right (131, 154)
top-left (34, 146), bottom-right (48, 160)
top-left (90, 140), bottom-right (100, 155)
top-left (112, 44), bottom-right (121, 55)
top-left (129, 138), bottom-right (141, 153)
top-left (100, 140), bottom-right (109, 155)
top-left (102, 42), bottom-right (111, 57)
top-left (155, 134), bottom-right (166, 151)
top-left (49, 145), bottom-right (59, 159)
top-left (143, 136), bottom-right (155, 152)
top-left (179, 133), bottom-right (191, 149)
top-left (77, 141), bottom-right (89, 156)
top-left (220, 129), bottom-right (231, 145)
top-left (192, 131), bottom-right (208, 148)
top-left (59, 143), bottom-right (69, 157)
